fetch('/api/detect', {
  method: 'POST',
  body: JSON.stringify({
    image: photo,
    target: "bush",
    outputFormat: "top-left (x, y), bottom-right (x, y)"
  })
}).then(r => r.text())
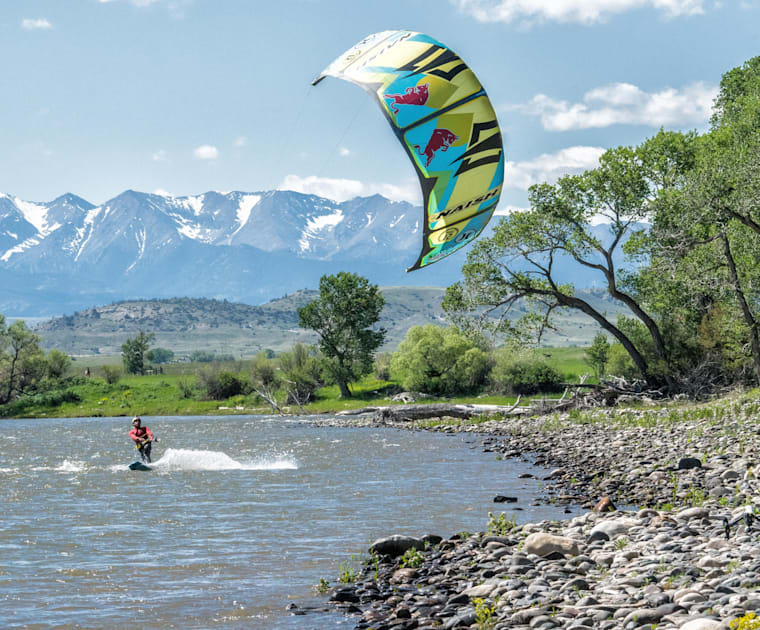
top-left (102, 365), bottom-right (121, 384)
top-left (490, 352), bottom-right (562, 395)
top-left (374, 353), bottom-right (392, 381)
top-left (390, 325), bottom-right (490, 396)
top-left (197, 368), bottom-right (247, 400)
top-left (607, 343), bottom-right (640, 379)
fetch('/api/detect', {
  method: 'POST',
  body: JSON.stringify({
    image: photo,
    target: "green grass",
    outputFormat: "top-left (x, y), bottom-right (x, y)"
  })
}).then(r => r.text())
top-left (2, 345), bottom-right (594, 419)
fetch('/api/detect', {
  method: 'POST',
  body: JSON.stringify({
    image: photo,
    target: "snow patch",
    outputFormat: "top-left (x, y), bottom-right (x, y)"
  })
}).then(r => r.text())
top-left (298, 208), bottom-right (344, 252)
top-left (389, 214), bottom-right (405, 229)
top-left (14, 198), bottom-right (53, 235)
top-left (231, 194), bottom-right (260, 237)
top-left (126, 227), bottom-right (147, 272)
top-left (1, 237), bottom-right (40, 261)
top-left (180, 195), bottom-right (205, 216)
top-left (73, 206), bottom-right (104, 262)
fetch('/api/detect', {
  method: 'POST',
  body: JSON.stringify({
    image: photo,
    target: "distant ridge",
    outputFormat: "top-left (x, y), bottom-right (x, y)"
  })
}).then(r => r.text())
top-left (33, 287), bottom-right (626, 356)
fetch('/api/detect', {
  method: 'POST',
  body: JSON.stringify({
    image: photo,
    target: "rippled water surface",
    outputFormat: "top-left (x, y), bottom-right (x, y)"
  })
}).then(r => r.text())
top-left (0, 415), bottom-right (577, 629)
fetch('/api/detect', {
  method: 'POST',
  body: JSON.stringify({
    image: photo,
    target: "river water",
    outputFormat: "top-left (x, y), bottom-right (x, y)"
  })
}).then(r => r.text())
top-left (0, 415), bottom-right (578, 629)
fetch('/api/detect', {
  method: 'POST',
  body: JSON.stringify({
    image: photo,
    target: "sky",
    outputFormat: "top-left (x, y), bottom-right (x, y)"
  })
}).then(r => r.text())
top-left (1, 0), bottom-right (759, 214)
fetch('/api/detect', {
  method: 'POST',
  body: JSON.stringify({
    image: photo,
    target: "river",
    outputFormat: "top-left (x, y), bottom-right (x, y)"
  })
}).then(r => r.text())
top-left (0, 415), bottom-right (579, 629)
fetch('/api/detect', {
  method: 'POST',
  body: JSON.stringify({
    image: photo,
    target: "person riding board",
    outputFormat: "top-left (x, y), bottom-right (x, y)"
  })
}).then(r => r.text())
top-left (129, 416), bottom-right (154, 463)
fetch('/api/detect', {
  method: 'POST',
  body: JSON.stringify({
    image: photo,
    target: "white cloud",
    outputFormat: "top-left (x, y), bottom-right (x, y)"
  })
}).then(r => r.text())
top-left (152, 149), bottom-right (167, 162)
top-left (512, 81), bottom-right (717, 130)
top-left (234, 136), bottom-right (247, 148)
top-left (505, 146), bottom-right (605, 189)
top-left (452, 0), bottom-right (705, 24)
top-left (193, 145), bottom-right (219, 160)
top-left (153, 189), bottom-right (172, 197)
top-left (338, 147), bottom-right (351, 157)
top-left (279, 175), bottom-right (421, 204)
top-left (494, 204), bottom-right (529, 216)
top-left (21, 18), bottom-right (52, 30)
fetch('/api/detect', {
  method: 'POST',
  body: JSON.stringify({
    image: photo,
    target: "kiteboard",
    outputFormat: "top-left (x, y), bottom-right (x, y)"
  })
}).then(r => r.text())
top-left (129, 461), bottom-right (152, 471)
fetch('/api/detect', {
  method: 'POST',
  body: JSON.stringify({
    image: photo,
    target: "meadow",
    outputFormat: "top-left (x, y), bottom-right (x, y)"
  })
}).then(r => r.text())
top-left (2, 347), bottom-right (591, 419)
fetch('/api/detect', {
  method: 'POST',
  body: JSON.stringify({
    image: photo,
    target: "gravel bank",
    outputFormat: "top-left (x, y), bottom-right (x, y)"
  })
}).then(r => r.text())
top-left (306, 395), bottom-right (760, 629)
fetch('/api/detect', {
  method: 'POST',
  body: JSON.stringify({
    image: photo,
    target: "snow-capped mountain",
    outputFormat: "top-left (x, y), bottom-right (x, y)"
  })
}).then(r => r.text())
top-left (0, 189), bottom-right (460, 315)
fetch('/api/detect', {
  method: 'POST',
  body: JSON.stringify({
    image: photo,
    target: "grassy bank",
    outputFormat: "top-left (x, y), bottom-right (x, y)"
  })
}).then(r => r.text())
top-left (2, 346), bottom-right (592, 419)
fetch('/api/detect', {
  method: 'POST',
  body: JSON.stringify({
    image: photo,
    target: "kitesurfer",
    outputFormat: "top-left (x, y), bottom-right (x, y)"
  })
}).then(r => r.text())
top-left (129, 416), bottom-right (154, 463)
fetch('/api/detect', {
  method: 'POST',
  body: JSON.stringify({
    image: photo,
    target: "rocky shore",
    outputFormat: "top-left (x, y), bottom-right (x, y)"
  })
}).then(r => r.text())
top-left (308, 393), bottom-right (760, 629)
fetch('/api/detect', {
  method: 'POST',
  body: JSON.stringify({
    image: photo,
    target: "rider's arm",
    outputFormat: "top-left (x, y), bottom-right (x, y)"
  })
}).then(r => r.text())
top-left (145, 427), bottom-right (154, 441)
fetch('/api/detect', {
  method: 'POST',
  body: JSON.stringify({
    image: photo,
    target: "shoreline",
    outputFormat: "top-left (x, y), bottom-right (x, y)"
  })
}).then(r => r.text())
top-left (307, 396), bottom-right (760, 629)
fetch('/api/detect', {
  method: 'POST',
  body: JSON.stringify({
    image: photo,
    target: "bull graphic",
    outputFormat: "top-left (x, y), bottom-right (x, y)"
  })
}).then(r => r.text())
top-left (413, 128), bottom-right (458, 168)
top-left (384, 83), bottom-right (429, 114)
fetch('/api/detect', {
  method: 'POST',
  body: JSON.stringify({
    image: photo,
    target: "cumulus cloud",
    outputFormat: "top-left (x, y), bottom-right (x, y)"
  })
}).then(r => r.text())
top-left (452, 0), bottom-right (705, 24)
top-left (234, 136), bottom-right (247, 148)
top-left (505, 146), bottom-right (606, 190)
top-left (151, 149), bottom-right (168, 162)
top-left (494, 204), bottom-right (529, 216)
top-left (511, 81), bottom-right (717, 130)
top-left (153, 188), bottom-right (172, 197)
top-left (21, 18), bottom-right (53, 30)
top-left (279, 175), bottom-right (421, 205)
top-left (338, 147), bottom-right (352, 157)
top-left (193, 145), bottom-right (219, 160)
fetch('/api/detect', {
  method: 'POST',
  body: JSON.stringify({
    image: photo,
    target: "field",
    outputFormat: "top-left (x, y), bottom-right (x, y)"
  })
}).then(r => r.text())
top-left (4, 346), bottom-right (596, 419)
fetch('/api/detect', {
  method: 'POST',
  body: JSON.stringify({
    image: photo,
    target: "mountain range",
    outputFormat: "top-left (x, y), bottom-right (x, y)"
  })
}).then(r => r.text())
top-left (0, 189), bottom-right (638, 316)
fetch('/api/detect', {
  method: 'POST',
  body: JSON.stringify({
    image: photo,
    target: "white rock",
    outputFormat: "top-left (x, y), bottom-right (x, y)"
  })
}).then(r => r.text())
top-left (523, 532), bottom-right (581, 557)
top-left (679, 619), bottom-right (723, 630)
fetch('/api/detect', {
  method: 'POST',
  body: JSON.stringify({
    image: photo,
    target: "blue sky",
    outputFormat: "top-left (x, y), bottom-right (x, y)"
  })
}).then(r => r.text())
top-left (1, 0), bottom-right (758, 212)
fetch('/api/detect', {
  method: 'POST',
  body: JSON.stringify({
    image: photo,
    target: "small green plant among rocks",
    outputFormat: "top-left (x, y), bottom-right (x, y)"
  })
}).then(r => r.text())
top-left (338, 557), bottom-right (359, 584)
top-left (614, 536), bottom-right (629, 550)
top-left (400, 547), bottom-right (424, 569)
top-left (473, 597), bottom-right (496, 629)
top-left (315, 578), bottom-right (330, 593)
top-left (731, 612), bottom-right (760, 629)
top-left (487, 511), bottom-right (516, 536)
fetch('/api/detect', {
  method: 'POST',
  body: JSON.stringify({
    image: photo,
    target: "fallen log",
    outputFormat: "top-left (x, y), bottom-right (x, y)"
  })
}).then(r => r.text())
top-left (336, 397), bottom-right (525, 423)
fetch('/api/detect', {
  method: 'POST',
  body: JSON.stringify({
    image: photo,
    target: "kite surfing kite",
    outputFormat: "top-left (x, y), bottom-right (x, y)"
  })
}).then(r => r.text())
top-left (313, 30), bottom-right (505, 271)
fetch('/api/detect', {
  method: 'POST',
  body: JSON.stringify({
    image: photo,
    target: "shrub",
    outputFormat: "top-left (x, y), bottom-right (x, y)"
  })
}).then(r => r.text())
top-left (374, 352), bottom-right (392, 381)
top-left (102, 365), bottom-right (121, 384)
top-left (197, 368), bottom-right (247, 400)
top-left (390, 325), bottom-right (490, 396)
top-left (489, 351), bottom-right (562, 395)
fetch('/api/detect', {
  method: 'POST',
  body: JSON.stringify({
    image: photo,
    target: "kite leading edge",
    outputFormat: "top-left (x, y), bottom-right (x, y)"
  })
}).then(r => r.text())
top-left (313, 30), bottom-right (505, 271)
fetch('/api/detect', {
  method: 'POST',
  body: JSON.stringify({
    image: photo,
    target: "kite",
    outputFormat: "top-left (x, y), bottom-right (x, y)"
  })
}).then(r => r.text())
top-left (313, 30), bottom-right (505, 271)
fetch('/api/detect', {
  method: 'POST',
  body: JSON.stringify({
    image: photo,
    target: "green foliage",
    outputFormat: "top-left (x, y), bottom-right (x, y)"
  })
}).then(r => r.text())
top-left (146, 347), bottom-right (175, 364)
top-left (487, 511), bottom-right (516, 536)
top-left (489, 349), bottom-right (562, 395)
top-left (197, 367), bottom-right (247, 400)
top-left (399, 547), bottom-right (424, 569)
top-left (584, 333), bottom-right (610, 378)
top-left (250, 352), bottom-right (283, 412)
top-left (121, 331), bottom-right (155, 375)
top-left (101, 365), bottom-right (121, 384)
top-left (46, 349), bottom-right (72, 380)
top-left (0, 316), bottom-right (48, 404)
top-left (190, 350), bottom-right (216, 363)
top-left (731, 612), bottom-right (760, 630)
top-left (607, 342), bottom-right (639, 379)
top-left (177, 379), bottom-right (194, 399)
top-left (298, 272), bottom-right (386, 398)
top-left (277, 343), bottom-right (322, 408)
top-left (473, 598), bottom-right (496, 630)
top-left (373, 352), bottom-right (392, 381)
top-left (390, 325), bottom-right (490, 395)
top-left (314, 578), bottom-right (330, 594)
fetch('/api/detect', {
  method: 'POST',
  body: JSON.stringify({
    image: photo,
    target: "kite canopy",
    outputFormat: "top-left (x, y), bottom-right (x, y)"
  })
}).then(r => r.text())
top-left (313, 30), bottom-right (505, 271)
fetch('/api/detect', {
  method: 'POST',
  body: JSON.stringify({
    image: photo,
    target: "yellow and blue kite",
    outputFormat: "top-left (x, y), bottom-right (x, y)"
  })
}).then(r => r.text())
top-left (313, 30), bottom-right (505, 271)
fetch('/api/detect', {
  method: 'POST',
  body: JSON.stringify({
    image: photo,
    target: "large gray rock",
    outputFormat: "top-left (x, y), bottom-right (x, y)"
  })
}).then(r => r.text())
top-left (369, 534), bottom-right (425, 558)
top-left (523, 532), bottom-right (581, 557)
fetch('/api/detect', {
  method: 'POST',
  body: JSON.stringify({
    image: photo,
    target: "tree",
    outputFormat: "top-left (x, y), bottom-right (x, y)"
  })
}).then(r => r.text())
top-left (278, 344), bottom-right (322, 410)
top-left (250, 352), bottom-right (283, 412)
top-left (443, 132), bottom-right (698, 391)
top-left (390, 325), bottom-right (490, 396)
top-left (584, 333), bottom-right (610, 379)
top-left (146, 347), bottom-right (174, 364)
top-left (298, 272), bottom-right (386, 398)
top-left (0, 316), bottom-right (47, 404)
top-left (121, 331), bottom-right (155, 375)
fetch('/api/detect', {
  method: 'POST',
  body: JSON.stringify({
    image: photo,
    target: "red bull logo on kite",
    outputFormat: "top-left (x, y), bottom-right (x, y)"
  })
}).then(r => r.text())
top-left (413, 128), bottom-right (458, 168)
top-left (384, 83), bottom-right (429, 114)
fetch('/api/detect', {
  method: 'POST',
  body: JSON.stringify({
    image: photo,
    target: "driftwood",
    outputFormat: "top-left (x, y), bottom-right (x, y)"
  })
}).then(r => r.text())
top-left (337, 397), bottom-right (524, 423)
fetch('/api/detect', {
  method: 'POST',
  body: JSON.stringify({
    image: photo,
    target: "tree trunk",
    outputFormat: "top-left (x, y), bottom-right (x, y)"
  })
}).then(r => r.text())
top-left (721, 230), bottom-right (760, 385)
top-left (338, 380), bottom-right (352, 398)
